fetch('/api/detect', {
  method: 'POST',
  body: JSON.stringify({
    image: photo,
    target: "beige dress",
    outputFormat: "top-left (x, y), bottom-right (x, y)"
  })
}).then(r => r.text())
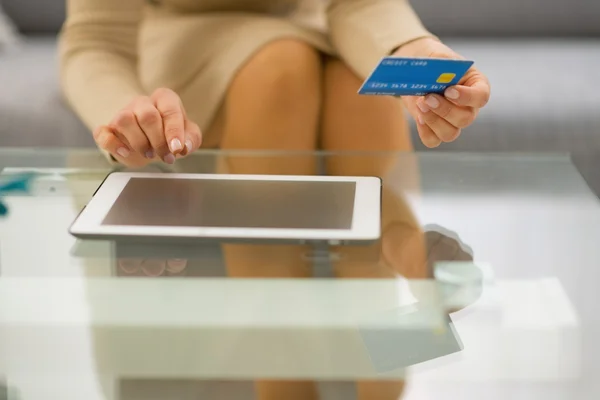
top-left (59, 0), bottom-right (432, 148)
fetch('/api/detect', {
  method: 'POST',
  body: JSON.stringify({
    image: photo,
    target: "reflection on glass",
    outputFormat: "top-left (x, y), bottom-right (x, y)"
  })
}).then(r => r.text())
top-left (80, 153), bottom-right (481, 400)
top-left (103, 178), bottom-right (356, 229)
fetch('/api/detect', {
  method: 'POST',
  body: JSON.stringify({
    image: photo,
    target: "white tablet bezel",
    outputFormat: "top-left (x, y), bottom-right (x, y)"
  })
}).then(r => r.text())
top-left (70, 173), bottom-right (381, 242)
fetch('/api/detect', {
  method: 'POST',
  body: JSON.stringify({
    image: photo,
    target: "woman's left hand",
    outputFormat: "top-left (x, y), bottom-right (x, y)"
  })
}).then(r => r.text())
top-left (394, 38), bottom-right (491, 148)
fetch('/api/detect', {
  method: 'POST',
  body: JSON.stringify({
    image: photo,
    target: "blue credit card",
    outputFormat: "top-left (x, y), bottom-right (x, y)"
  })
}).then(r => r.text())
top-left (358, 57), bottom-right (474, 97)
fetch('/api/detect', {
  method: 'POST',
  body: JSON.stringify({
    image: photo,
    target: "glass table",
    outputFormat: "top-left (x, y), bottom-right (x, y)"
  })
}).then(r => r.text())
top-left (1, 148), bottom-right (599, 400)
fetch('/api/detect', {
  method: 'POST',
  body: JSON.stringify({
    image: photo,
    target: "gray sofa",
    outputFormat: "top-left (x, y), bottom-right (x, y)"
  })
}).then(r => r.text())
top-left (1, 0), bottom-right (599, 190)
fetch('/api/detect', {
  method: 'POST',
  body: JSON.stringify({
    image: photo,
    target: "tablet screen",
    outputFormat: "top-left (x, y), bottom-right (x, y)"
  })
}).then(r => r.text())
top-left (102, 178), bottom-right (356, 229)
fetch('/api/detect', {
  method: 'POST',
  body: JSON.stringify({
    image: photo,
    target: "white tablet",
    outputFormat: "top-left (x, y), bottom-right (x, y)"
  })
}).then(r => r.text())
top-left (69, 173), bottom-right (381, 245)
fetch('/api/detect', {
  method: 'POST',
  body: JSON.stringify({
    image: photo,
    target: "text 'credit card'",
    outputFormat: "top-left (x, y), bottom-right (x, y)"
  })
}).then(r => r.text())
top-left (358, 57), bottom-right (474, 97)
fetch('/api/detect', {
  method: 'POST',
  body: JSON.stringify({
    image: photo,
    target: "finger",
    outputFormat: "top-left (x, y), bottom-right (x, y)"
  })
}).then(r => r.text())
top-left (444, 76), bottom-right (491, 108)
top-left (152, 88), bottom-right (185, 156)
top-left (111, 110), bottom-right (141, 150)
top-left (166, 259), bottom-right (188, 274)
top-left (131, 98), bottom-right (170, 161)
top-left (180, 121), bottom-right (203, 156)
top-left (127, 98), bottom-right (161, 159)
top-left (93, 126), bottom-right (131, 160)
top-left (418, 107), bottom-right (461, 143)
top-left (416, 115), bottom-right (442, 148)
top-left (419, 95), bottom-right (477, 129)
top-left (178, 101), bottom-right (194, 157)
top-left (111, 109), bottom-right (152, 158)
top-left (118, 258), bottom-right (143, 274)
top-left (402, 97), bottom-right (442, 148)
top-left (141, 259), bottom-right (167, 277)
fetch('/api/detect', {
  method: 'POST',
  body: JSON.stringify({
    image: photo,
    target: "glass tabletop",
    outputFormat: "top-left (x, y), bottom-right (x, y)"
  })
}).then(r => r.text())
top-left (1, 148), bottom-right (599, 400)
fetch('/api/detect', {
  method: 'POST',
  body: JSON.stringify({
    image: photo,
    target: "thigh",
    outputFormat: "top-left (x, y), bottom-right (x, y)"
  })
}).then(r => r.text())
top-left (214, 41), bottom-right (321, 400)
top-left (140, 12), bottom-right (332, 148)
top-left (220, 38), bottom-right (323, 151)
top-left (321, 58), bottom-right (413, 153)
top-left (210, 39), bottom-right (324, 175)
top-left (320, 58), bottom-right (421, 190)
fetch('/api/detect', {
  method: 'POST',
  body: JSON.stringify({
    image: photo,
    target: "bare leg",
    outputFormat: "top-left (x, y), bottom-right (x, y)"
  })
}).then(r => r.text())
top-left (217, 39), bottom-right (322, 400)
top-left (320, 58), bottom-right (419, 192)
top-left (219, 38), bottom-right (320, 278)
top-left (321, 59), bottom-right (413, 154)
top-left (320, 58), bottom-right (427, 400)
top-left (219, 39), bottom-right (321, 176)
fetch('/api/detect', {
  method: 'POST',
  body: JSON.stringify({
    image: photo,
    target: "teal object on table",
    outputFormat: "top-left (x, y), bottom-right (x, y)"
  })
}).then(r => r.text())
top-left (0, 173), bottom-right (36, 217)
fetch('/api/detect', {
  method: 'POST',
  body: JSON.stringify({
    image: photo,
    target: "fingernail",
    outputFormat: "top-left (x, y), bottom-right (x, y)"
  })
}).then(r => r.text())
top-left (425, 96), bottom-right (440, 109)
top-left (118, 259), bottom-right (143, 274)
top-left (167, 259), bottom-right (188, 274)
top-left (417, 115), bottom-right (425, 125)
top-left (417, 102), bottom-right (429, 113)
top-left (185, 139), bottom-right (193, 154)
top-left (428, 138), bottom-right (441, 148)
top-left (445, 88), bottom-right (460, 100)
top-left (170, 138), bottom-right (183, 152)
top-left (117, 148), bottom-right (130, 158)
top-left (141, 259), bottom-right (166, 277)
top-left (424, 134), bottom-right (441, 148)
top-left (163, 154), bottom-right (176, 164)
top-left (145, 150), bottom-right (155, 159)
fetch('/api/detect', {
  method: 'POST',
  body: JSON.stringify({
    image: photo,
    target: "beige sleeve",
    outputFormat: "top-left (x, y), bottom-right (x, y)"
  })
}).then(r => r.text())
top-left (327, 0), bottom-right (435, 78)
top-left (59, 0), bottom-right (145, 136)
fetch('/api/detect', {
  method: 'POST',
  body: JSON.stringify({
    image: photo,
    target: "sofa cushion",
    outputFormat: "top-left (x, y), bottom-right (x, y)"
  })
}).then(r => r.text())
top-left (0, 36), bottom-right (94, 147)
top-left (2, 37), bottom-right (600, 151)
top-left (414, 0), bottom-right (600, 37)
top-left (0, 2), bottom-right (19, 47)
top-left (2, 36), bottom-right (599, 193)
top-left (2, 0), bottom-right (65, 33)
top-left (408, 38), bottom-right (600, 197)
top-left (3, 0), bottom-right (600, 37)
top-left (410, 39), bottom-right (600, 154)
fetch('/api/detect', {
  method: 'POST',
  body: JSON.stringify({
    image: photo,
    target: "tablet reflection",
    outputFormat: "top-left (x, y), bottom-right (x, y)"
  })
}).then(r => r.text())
top-left (117, 258), bottom-right (188, 277)
top-left (100, 153), bottom-right (479, 400)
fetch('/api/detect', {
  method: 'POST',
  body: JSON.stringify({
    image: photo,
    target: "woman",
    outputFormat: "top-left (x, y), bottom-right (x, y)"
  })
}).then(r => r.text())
top-left (59, 0), bottom-right (490, 167)
top-left (62, 2), bottom-right (487, 399)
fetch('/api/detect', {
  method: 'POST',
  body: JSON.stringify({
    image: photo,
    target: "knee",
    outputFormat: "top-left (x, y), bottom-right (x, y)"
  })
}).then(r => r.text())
top-left (324, 58), bottom-right (400, 110)
top-left (323, 58), bottom-right (400, 113)
top-left (322, 58), bottom-right (409, 134)
top-left (323, 58), bottom-right (363, 93)
top-left (230, 39), bottom-right (322, 108)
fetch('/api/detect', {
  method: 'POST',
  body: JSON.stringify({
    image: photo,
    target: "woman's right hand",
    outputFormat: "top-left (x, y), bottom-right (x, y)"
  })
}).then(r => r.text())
top-left (93, 88), bottom-right (203, 167)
